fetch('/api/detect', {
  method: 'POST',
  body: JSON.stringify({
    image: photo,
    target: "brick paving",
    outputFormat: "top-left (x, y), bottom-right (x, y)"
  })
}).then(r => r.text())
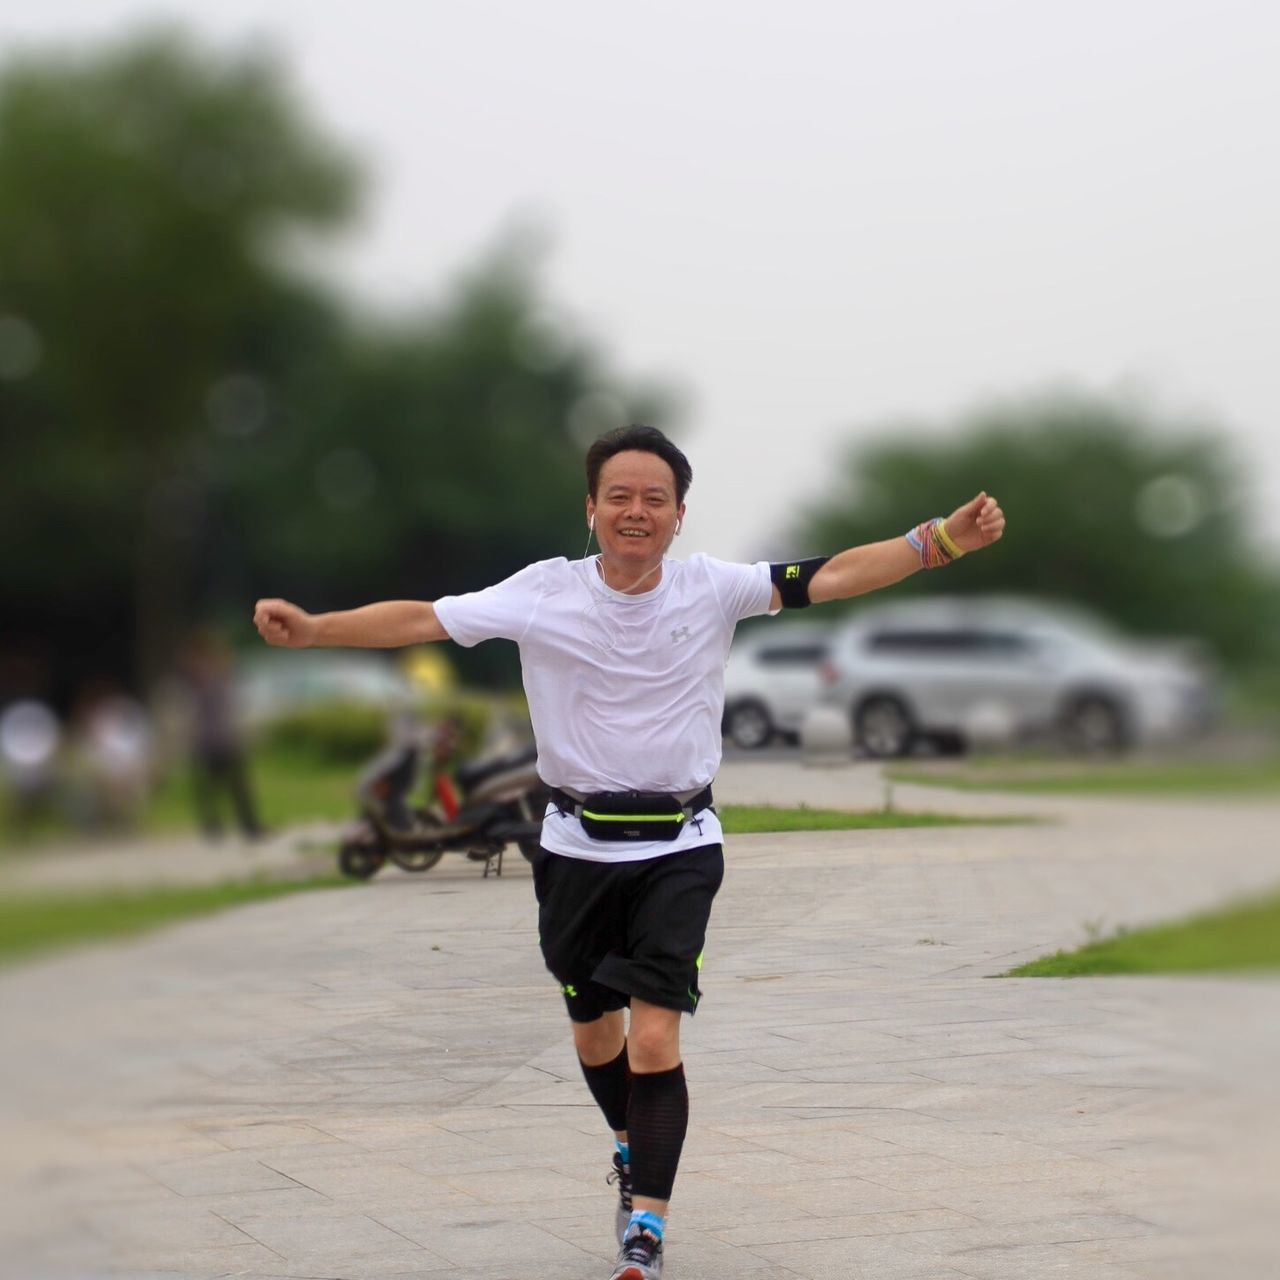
top-left (1, 762), bottom-right (1277, 1278)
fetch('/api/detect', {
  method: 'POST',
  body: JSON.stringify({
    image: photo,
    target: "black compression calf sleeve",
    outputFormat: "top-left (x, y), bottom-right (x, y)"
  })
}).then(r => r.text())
top-left (627, 1063), bottom-right (689, 1201)
top-left (579, 1043), bottom-right (631, 1134)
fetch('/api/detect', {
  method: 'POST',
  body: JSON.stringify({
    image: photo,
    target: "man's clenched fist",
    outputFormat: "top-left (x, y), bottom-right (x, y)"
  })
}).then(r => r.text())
top-left (943, 493), bottom-right (1005, 555)
top-left (254, 599), bottom-right (317, 648)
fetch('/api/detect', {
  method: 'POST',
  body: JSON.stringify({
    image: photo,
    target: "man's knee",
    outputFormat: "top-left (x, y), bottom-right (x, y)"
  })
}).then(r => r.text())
top-left (573, 1009), bottom-right (625, 1065)
top-left (627, 1001), bottom-right (682, 1072)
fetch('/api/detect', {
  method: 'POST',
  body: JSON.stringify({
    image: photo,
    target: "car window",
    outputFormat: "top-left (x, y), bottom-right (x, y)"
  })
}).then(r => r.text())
top-left (756, 644), bottom-right (827, 667)
top-left (866, 629), bottom-right (1032, 657)
top-left (866, 629), bottom-right (979, 654)
top-left (976, 632), bottom-right (1034, 657)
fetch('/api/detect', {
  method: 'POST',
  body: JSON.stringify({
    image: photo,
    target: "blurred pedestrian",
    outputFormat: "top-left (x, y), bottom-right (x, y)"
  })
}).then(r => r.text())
top-left (66, 681), bottom-right (154, 831)
top-left (177, 629), bottom-right (265, 841)
top-left (254, 424), bottom-right (1005, 1279)
top-left (0, 698), bottom-right (62, 830)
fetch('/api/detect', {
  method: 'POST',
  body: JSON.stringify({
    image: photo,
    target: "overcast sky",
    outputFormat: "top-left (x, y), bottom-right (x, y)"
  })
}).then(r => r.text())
top-left (6, 0), bottom-right (1278, 560)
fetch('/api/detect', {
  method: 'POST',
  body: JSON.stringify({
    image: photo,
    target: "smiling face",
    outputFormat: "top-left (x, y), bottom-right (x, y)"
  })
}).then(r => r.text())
top-left (586, 449), bottom-right (686, 588)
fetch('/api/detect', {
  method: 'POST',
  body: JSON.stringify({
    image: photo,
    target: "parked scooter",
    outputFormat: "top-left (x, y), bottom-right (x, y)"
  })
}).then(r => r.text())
top-left (337, 717), bottom-right (549, 880)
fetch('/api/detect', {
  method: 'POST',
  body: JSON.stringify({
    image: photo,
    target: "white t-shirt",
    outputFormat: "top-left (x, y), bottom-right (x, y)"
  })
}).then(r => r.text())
top-left (433, 554), bottom-right (775, 862)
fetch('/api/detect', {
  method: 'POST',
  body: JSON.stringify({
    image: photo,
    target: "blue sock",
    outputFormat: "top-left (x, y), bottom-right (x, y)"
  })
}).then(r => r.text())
top-left (627, 1210), bottom-right (665, 1241)
top-left (615, 1140), bottom-right (630, 1166)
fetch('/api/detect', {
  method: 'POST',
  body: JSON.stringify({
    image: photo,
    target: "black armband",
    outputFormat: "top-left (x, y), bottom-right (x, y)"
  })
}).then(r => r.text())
top-left (768, 556), bottom-right (830, 609)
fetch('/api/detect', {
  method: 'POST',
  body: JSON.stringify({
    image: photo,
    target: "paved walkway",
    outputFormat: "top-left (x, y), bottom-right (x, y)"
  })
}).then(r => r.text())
top-left (0, 824), bottom-right (335, 895)
top-left (0, 759), bottom-right (1060, 896)
top-left (1, 764), bottom-right (1278, 1278)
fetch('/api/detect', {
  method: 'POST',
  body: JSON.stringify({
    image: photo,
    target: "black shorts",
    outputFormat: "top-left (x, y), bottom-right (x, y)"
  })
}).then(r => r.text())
top-left (531, 844), bottom-right (724, 1022)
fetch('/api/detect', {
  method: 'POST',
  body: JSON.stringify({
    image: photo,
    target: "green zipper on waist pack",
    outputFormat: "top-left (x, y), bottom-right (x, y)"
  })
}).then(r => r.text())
top-left (580, 810), bottom-right (685, 823)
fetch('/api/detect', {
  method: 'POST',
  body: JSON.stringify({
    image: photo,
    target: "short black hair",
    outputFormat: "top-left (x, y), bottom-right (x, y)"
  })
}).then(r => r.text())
top-left (585, 424), bottom-right (693, 505)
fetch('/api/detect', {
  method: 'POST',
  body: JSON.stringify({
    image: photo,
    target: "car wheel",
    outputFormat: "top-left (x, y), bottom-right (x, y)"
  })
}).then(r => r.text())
top-left (854, 695), bottom-right (914, 758)
top-left (1061, 694), bottom-right (1128, 754)
top-left (725, 699), bottom-right (773, 750)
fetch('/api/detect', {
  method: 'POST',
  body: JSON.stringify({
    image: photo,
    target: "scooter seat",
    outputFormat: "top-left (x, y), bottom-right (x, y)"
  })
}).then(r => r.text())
top-left (456, 744), bottom-right (537, 792)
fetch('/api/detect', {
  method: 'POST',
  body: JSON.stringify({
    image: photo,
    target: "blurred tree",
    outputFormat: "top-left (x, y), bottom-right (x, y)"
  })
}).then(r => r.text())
top-left (0, 33), bottom-right (674, 698)
top-left (0, 28), bottom-right (358, 688)
top-left (204, 241), bottom-right (672, 686)
top-left (789, 390), bottom-right (1280, 669)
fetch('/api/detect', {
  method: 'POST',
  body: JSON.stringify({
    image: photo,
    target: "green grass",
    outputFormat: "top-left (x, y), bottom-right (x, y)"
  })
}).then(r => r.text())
top-left (888, 754), bottom-right (1280, 796)
top-left (144, 751), bottom-right (357, 833)
top-left (1006, 887), bottom-right (1280, 976)
top-left (717, 804), bottom-right (1027, 834)
top-left (5, 750), bottom-right (1031, 851)
top-left (1, 750), bottom-right (358, 851)
top-left (0, 875), bottom-right (350, 967)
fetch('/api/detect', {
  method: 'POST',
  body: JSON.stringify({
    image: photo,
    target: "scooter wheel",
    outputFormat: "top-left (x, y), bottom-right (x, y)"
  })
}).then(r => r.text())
top-left (390, 847), bottom-right (446, 873)
top-left (339, 843), bottom-right (386, 880)
top-left (390, 812), bottom-right (447, 872)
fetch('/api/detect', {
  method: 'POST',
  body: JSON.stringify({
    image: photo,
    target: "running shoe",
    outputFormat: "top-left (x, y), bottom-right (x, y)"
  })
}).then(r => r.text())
top-left (609, 1226), bottom-right (663, 1280)
top-left (606, 1151), bottom-right (632, 1244)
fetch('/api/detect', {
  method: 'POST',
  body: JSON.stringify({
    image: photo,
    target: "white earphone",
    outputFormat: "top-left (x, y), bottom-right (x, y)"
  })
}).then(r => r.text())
top-left (589, 513), bottom-right (595, 531)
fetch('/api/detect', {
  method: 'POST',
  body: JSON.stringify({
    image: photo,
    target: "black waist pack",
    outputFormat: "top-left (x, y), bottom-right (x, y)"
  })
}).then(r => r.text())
top-left (550, 786), bottom-right (713, 842)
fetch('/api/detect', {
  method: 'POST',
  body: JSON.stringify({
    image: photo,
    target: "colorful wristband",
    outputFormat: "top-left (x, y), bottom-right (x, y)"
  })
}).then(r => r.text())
top-left (934, 519), bottom-right (965, 561)
top-left (905, 518), bottom-right (965, 569)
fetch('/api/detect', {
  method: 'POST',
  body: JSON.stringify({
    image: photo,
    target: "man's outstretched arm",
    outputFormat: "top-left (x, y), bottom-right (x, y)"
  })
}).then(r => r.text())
top-left (772, 492), bottom-right (1006, 610)
top-left (253, 598), bottom-right (449, 649)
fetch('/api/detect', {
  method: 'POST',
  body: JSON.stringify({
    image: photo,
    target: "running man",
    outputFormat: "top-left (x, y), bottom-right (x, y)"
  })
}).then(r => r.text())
top-left (254, 424), bottom-right (1005, 1280)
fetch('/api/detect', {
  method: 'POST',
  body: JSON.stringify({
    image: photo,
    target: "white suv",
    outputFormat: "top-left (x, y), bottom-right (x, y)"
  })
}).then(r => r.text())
top-left (820, 597), bottom-right (1217, 757)
top-left (722, 623), bottom-right (832, 749)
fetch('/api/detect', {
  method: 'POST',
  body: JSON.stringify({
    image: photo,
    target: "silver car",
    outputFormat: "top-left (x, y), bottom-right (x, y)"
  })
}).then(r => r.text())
top-left (237, 650), bottom-right (418, 728)
top-left (722, 623), bottom-right (832, 749)
top-left (820, 597), bottom-right (1218, 757)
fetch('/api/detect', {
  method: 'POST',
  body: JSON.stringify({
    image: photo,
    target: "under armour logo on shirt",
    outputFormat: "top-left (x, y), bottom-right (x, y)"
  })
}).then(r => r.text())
top-left (671, 626), bottom-right (692, 644)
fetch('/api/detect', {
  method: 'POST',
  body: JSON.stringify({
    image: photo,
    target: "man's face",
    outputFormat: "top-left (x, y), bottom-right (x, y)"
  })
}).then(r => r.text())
top-left (586, 449), bottom-right (685, 567)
